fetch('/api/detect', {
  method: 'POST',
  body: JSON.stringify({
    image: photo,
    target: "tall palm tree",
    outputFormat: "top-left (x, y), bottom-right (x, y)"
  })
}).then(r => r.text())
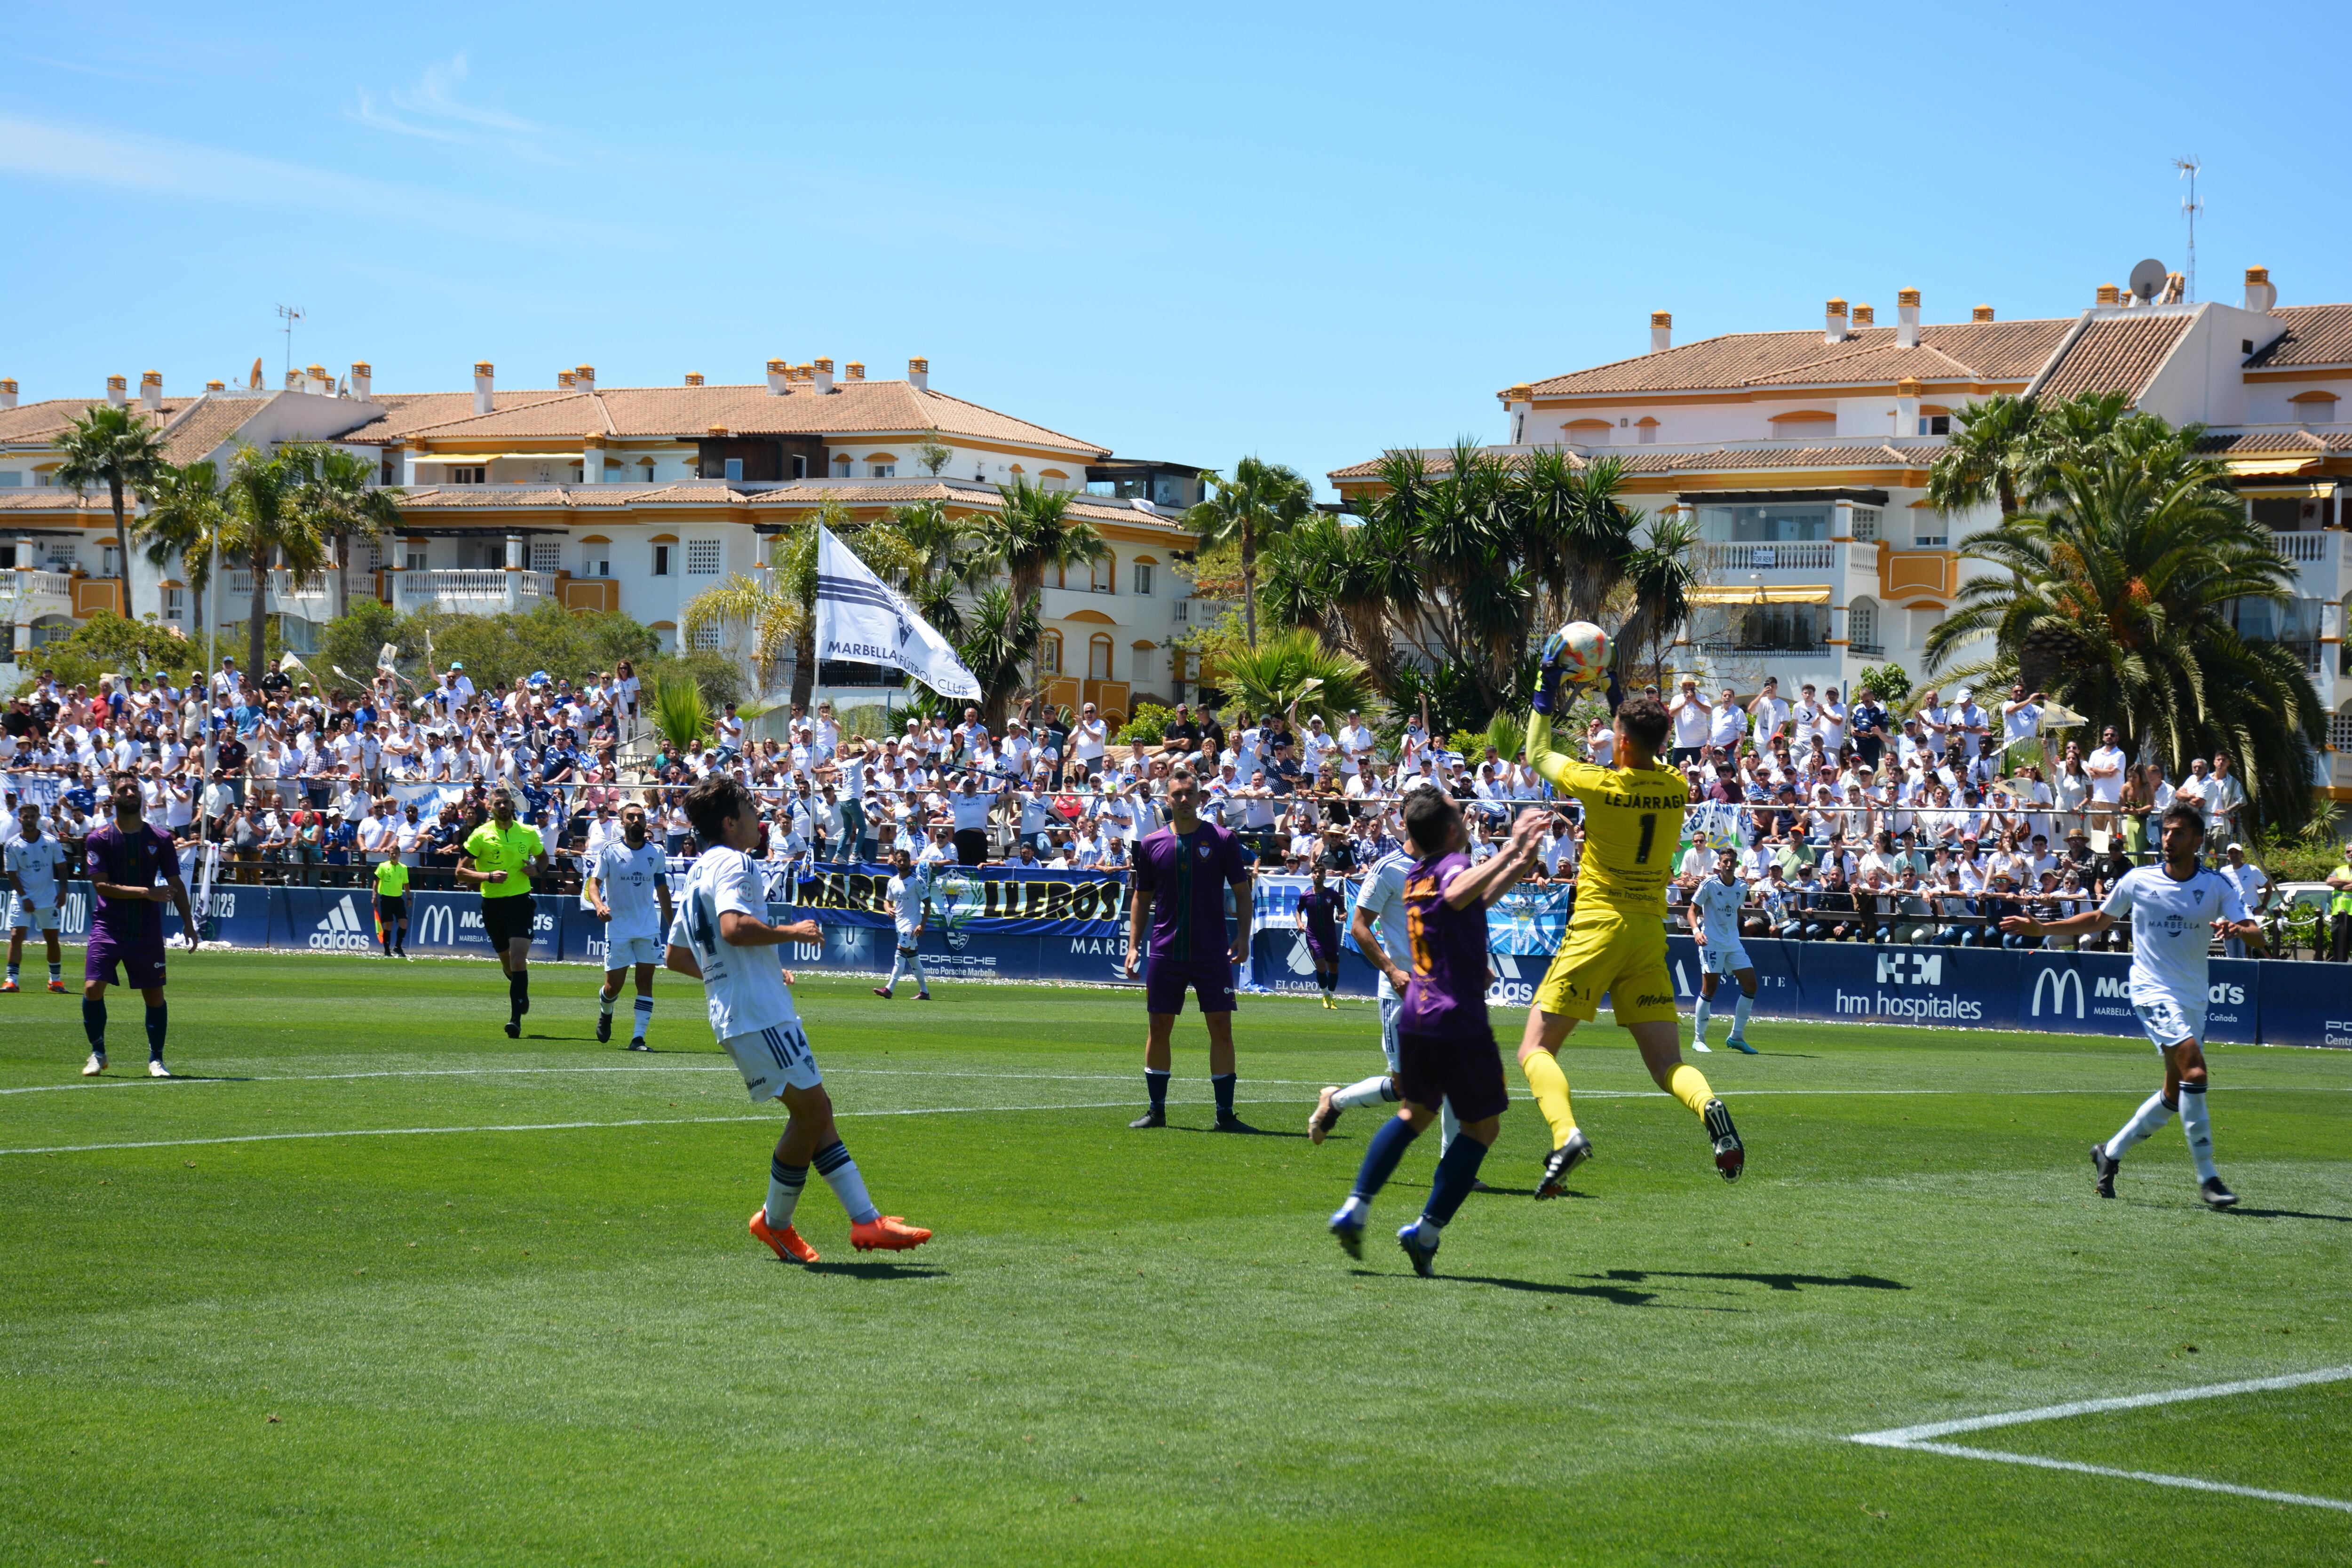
top-left (53, 403), bottom-right (169, 619)
top-left (1184, 456), bottom-right (1314, 648)
top-left (873, 498), bottom-right (982, 641)
top-left (219, 445), bottom-right (333, 679)
top-left (682, 494), bottom-right (842, 710)
top-left (1612, 509), bottom-right (1700, 688)
top-left (1924, 433), bottom-right (2322, 832)
top-left (970, 476), bottom-right (1107, 711)
top-left (954, 585), bottom-right (1039, 726)
top-left (284, 442), bottom-right (404, 613)
top-left (1926, 392), bottom-right (2041, 518)
top-left (131, 460), bottom-right (229, 635)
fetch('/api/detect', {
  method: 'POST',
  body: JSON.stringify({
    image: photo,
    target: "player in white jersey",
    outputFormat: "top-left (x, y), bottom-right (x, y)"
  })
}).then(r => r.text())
top-left (666, 776), bottom-right (931, 1263)
top-left (1307, 795), bottom-right (1464, 1159)
top-left (4, 803), bottom-right (69, 993)
top-left (1686, 849), bottom-right (1760, 1055)
top-left (586, 802), bottom-right (673, 1049)
top-left (2002, 801), bottom-right (2259, 1209)
top-left (871, 846), bottom-right (930, 1001)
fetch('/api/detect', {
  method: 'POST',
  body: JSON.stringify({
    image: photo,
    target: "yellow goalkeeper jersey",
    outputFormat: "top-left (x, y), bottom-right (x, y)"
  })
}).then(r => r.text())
top-left (1526, 708), bottom-right (1688, 915)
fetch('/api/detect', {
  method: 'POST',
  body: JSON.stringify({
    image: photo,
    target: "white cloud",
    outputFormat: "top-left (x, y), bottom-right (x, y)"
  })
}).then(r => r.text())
top-left (353, 92), bottom-right (462, 143)
top-left (390, 52), bottom-right (543, 136)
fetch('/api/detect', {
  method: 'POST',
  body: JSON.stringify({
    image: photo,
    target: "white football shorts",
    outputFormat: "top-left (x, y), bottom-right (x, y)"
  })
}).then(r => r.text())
top-left (1379, 995), bottom-right (1403, 1074)
top-left (604, 933), bottom-right (664, 969)
top-left (723, 1022), bottom-right (824, 1103)
top-left (1698, 941), bottom-right (1752, 977)
top-left (2132, 995), bottom-right (2205, 1052)
top-left (7, 896), bottom-right (60, 933)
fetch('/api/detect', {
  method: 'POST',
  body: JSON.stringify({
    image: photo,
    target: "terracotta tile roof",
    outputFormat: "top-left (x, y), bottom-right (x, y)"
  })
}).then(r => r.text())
top-left (385, 477), bottom-right (1184, 530)
top-left (0, 397), bottom-right (199, 447)
top-left (2029, 313), bottom-right (2193, 402)
top-left (0, 487), bottom-right (114, 512)
top-left (2195, 428), bottom-right (2352, 455)
top-left (2246, 304), bottom-right (2352, 369)
top-left (343, 380), bottom-right (1107, 457)
top-left (1328, 443), bottom-right (1926, 482)
top-left (156, 396), bottom-right (268, 465)
top-left (1522, 320), bottom-right (2073, 398)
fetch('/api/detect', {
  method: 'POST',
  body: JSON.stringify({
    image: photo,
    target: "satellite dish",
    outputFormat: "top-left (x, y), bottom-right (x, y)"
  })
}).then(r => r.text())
top-left (2129, 258), bottom-right (2168, 301)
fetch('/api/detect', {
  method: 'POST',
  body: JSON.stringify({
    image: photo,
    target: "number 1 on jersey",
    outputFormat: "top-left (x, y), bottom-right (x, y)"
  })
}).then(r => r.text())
top-left (1635, 812), bottom-right (1657, 864)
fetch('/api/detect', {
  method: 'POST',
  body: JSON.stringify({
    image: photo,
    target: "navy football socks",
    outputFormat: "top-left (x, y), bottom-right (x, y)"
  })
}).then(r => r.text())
top-left (145, 1004), bottom-right (168, 1062)
top-left (1144, 1068), bottom-right (1169, 1115)
top-left (1422, 1134), bottom-right (1491, 1229)
top-left (1212, 1073), bottom-right (1236, 1119)
top-left (1351, 1114), bottom-right (1421, 1203)
top-left (83, 998), bottom-right (106, 1050)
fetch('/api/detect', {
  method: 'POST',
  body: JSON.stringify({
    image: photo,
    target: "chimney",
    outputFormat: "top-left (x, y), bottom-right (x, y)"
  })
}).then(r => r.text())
top-left (139, 370), bottom-right (163, 413)
top-left (812, 357), bottom-right (835, 395)
top-left (845, 361), bottom-right (866, 381)
top-left (1825, 297), bottom-right (1849, 343)
top-left (685, 372), bottom-right (705, 387)
top-left (1502, 383), bottom-right (1534, 445)
top-left (303, 362), bottom-right (329, 396)
top-left (2095, 283), bottom-right (2120, 306)
top-left (1971, 304), bottom-right (1994, 323)
top-left (106, 374), bottom-right (128, 408)
top-left (1895, 288), bottom-right (1921, 349)
top-left (766, 358), bottom-right (789, 395)
top-left (349, 361), bottom-right (372, 400)
top-left (907, 357), bottom-right (929, 391)
top-left (556, 371), bottom-right (577, 390)
top-left (0, 379), bottom-right (16, 411)
top-left (473, 361), bottom-right (495, 415)
top-left (2244, 266), bottom-right (2277, 313)
top-left (1650, 311), bottom-right (1672, 352)
top-left (581, 434), bottom-right (604, 485)
top-left (1895, 377), bottom-right (1923, 435)
top-left (574, 364), bottom-right (596, 394)
top-left (204, 380), bottom-right (224, 392)
top-left (1852, 304), bottom-right (1875, 326)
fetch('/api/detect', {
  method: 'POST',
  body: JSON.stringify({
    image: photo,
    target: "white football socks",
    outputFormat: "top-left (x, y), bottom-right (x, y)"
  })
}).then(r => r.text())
top-left (598, 986), bottom-right (617, 1019)
top-left (813, 1139), bottom-right (882, 1224)
top-left (1692, 995), bottom-right (1712, 1043)
top-left (1332, 1074), bottom-right (1397, 1111)
top-left (2178, 1083), bottom-right (2219, 1182)
top-left (764, 1158), bottom-right (807, 1230)
top-left (1731, 991), bottom-right (1754, 1038)
top-left (632, 995), bottom-right (652, 1041)
top-left (2105, 1090), bottom-right (2175, 1160)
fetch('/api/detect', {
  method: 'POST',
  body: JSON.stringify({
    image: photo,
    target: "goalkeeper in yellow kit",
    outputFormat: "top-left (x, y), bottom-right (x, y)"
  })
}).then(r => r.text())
top-left (1520, 640), bottom-right (1744, 1196)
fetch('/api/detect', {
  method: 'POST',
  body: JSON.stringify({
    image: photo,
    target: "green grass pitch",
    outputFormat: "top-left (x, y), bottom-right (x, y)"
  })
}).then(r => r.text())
top-left (2, 949), bottom-right (2349, 1566)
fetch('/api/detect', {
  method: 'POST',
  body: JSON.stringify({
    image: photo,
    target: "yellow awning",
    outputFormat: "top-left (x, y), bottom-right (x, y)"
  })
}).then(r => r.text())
top-left (417, 451), bottom-right (584, 463)
top-left (2236, 481), bottom-right (2336, 498)
top-left (1687, 585), bottom-right (1833, 606)
top-left (2226, 458), bottom-right (2321, 478)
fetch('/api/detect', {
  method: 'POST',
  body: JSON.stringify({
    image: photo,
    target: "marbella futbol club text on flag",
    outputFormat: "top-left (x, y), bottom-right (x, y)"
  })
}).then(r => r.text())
top-left (810, 524), bottom-right (981, 700)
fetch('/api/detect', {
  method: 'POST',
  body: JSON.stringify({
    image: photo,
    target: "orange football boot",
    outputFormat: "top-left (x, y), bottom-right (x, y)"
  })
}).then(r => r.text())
top-left (850, 1216), bottom-right (932, 1251)
top-left (47, 980), bottom-right (67, 994)
top-left (0, 979), bottom-right (17, 993)
top-left (748, 1208), bottom-right (819, 1264)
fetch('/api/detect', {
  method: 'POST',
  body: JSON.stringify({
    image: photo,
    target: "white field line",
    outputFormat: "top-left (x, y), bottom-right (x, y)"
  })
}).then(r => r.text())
top-left (1851, 1365), bottom-right (2352, 1514)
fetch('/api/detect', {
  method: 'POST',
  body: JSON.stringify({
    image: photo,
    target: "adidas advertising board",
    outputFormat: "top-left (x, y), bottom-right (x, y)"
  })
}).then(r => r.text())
top-left (308, 894), bottom-right (376, 951)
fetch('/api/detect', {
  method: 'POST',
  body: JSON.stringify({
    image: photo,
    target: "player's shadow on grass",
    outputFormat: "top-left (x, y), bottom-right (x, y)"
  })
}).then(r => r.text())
top-left (146, 1073), bottom-right (254, 1082)
top-left (1167, 1122), bottom-right (1307, 1139)
top-left (798, 1261), bottom-right (948, 1280)
top-left (1587, 1267), bottom-right (1907, 1292)
top-left (2227, 1207), bottom-right (2352, 1225)
top-left (1351, 1269), bottom-right (1735, 1309)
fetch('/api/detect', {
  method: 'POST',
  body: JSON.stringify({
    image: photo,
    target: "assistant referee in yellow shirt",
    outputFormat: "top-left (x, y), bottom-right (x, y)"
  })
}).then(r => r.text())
top-left (372, 852), bottom-right (412, 959)
top-left (455, 791), bottom-right (550, 1037)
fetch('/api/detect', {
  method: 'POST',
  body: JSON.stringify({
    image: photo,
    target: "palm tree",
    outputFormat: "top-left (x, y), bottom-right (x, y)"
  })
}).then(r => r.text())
top-left (1184, 456), bottom-right (1314, 648)
top-left (53, 403), bottom-right (169, 619)
top-left (954, 585), bottom-right (1040, 725)
top-left (1924, 432), bottom-right (2322, 832)
top-left (1612, 509), bottom-right (1700, 687)
top-left (218, 445), bottom-right (334, 679)
top-left (284, 443), bottom-right (404, 613)
top-left (1927, 392), bottom-right (2041, 518)
top-left (1212, 627), bottom-right (1373, 724)
top-left (131, 459), bottom-right (229, 650)
top-left (682, 495), bottom-right (838, 710)
top-left (873, 498), bottom-right (982, 641)
top-left (970, 476), bottom-right (1107, 708)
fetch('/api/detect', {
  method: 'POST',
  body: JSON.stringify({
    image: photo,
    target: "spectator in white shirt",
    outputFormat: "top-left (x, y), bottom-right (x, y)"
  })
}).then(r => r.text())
top-left (1072, 703), bottom-right (1108, 769)
top-left (1668, 679), bottom-right (1711, 764)
top-left (2084, 725), bottom-right (2128, 829)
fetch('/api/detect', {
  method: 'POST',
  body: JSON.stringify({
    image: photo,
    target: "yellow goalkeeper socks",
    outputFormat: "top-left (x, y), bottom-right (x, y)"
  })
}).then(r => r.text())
top-left (1520, 1049), bottom-right (1579, 1149)
top-left (1665, 1063), bottom-right (1715, 1118)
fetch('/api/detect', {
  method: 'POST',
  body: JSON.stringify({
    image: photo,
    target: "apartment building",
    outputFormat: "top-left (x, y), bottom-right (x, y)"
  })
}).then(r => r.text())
top-left (1331, 266), bottom-right (2352, 766)
top-left (0, 359), bottom-right (1217, 726)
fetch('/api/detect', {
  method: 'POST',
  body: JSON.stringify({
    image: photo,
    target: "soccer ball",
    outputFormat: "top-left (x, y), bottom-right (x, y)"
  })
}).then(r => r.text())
top-left (1547, 621), bottom-right (1610, 689)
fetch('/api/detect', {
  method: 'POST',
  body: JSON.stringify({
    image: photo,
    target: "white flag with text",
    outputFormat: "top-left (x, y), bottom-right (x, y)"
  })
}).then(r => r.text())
top-left (811, 525), bottom-right (981, 700)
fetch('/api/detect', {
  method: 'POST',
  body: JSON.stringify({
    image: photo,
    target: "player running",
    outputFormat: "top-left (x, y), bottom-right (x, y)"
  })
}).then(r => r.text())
top-left (872, 847), bottom-right (931, 1001)
top-left (1123, 766), bottom-right (1256, 1131)
top-left (1296, 861), bottom-right (1344, 1009)
top-left (455, 790), bottom-right (550, 1038)
top-left (372, 846), bottom-right (411, 959)
top-left (666, 776), bottom-right (930, 1262)
top-left (79, 774), bottom-right (197, 1077)
top-left (1688, 849), bottom-right (1760, 1055)
top-left (1328, 796), bottom-right (1542, 1275)
top-left (587, 802), bottom-right (674, 1049)
top-left (1520, 666), bottom-right (1744, 1195)
top-left (6, 801), bottom-right (68, 993)
top-left (2000, 800), bottom-right (2258, 1209)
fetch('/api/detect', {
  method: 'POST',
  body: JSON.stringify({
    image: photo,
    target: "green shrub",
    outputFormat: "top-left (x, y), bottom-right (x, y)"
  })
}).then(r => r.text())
top-left (1117, 703), bottom-right (1172, 746)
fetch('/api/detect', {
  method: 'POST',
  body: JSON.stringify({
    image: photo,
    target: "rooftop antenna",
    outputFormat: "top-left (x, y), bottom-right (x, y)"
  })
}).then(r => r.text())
top-left (2171, 156), bottom-right (2201, 302)
top-left (275, 304), bottom-right (305, 382)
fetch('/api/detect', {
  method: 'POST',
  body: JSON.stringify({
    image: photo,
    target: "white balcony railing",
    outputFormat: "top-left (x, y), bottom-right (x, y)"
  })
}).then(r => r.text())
top-left (2272, 530), bottom-right (2334, 565)
top-left (7, 569), bottom-right (77, 597)
top-left (1696, 541), bottom-right (1837, 573)
top-left (391, 569), bottom-right (554, 614)
top-left (222, 569), bottom-right (337, 612)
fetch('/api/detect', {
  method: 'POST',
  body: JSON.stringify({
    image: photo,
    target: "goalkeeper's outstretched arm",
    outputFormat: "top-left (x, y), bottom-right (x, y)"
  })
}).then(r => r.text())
top-left (1526, 646), bottom-right (1580, 793)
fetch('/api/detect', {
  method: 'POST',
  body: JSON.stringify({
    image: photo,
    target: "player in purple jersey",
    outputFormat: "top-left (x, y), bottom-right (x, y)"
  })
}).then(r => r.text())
top-left (1329, 792), bottom-right (1542, 1276)
top-left (1296, 863), bottom-right (1344, 1009)
top-left (1123, 767), bottom-right (1256, 1130)
top-left (80, 773), bottom-right (196, 1078)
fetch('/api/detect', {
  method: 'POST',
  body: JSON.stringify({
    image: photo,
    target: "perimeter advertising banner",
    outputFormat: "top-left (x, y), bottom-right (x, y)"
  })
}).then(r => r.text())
top-left (774, 861), bottom-right (1133, 939)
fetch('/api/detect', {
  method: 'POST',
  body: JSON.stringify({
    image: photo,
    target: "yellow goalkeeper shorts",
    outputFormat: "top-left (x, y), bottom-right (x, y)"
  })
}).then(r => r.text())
top-left (1533, 910), bottom-right (1678, 1025)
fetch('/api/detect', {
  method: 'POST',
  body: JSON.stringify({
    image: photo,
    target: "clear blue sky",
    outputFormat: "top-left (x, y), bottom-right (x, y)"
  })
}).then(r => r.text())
top-left (5, 2), bottom-right (2348, 495)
